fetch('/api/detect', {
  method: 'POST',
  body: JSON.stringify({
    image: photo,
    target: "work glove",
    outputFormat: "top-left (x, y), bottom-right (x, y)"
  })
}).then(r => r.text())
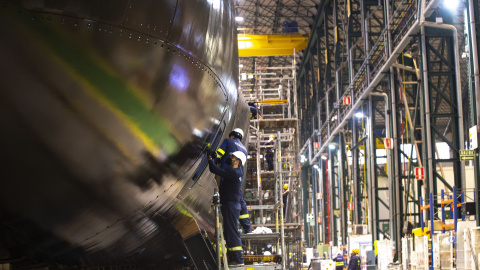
top-left (206, 147), bottom-right (216, 160)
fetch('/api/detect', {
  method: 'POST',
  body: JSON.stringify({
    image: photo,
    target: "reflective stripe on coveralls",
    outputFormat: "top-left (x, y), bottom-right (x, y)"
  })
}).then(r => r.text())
top-left (228, 246), bottom-right (243, 251)
top-left (216, 148), bottom-right (225, 158)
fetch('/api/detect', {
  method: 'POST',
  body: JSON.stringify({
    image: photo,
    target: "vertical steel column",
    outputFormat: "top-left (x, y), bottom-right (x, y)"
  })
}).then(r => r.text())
top-left (386, 0), bottom-right (402, 259)
top-left (328, 147), bottom-right (337, 245)
top-left (429, 192), bottom-right (434, 270)
top-left (352, 118), bottom-right (361, 224)
top-left (368, 96), bottom-right (376, 239)
top-left (421, 24), bottom-right (435, 205)
top-left (466, 0), bottom-right (480, 226)
top-left (320, 158), bottom-right (326, 243)
top-left (302, 165), bottom-right (310, 246)
top-left (277, 131), bottom-right (286, 269)
top-left (313, 163), bottom-right (319, 246)
top-left (338, 133), bottom-right (347, 245)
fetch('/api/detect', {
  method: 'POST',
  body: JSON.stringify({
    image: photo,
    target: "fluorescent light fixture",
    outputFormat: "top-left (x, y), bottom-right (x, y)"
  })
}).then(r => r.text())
top-left (355, 112), bottom-right (364, 118)
top-left (321, 155), bottom-right (327, 160)
top-left (444, 0), bottom-right (459, 10)
top-left (239, 64), bottom-right (244, 68)
top-left (329, 144), bottom-right (336, 149)
top-left (248, 73), bottom-right (254, 79)
top-left (313, 165), bottom-right (319, 169)
top-left (235, 16), bottom-right (244, 22)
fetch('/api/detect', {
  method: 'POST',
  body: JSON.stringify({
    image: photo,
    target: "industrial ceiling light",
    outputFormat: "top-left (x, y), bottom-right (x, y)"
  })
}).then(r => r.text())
top-left (239, 64), bottom-right (244, 68)
top-left (235, 16), bottom-right (244, 22)
top-left (355, 112), bottom-right (364, 118)
top-left (444, 0), bottom-right (459, 10)
top-left (328, 144), bottom-right (336, 149)
top-left (313, 165), bottom-right (319, 169)
top-left (321, 155), bottom-right (327, 160)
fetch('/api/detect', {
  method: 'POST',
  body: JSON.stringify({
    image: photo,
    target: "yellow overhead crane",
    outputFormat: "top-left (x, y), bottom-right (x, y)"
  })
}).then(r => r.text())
top-left (238, 33), bottom-right (309, 57)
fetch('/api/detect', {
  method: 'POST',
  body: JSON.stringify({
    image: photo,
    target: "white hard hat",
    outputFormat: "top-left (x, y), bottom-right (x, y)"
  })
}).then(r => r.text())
top-left (232, 128), bottom-right (244, 138)
top-left (231, 151), bottom-right (247, 166)
top-left (228, 128), bottom-right (243, 140)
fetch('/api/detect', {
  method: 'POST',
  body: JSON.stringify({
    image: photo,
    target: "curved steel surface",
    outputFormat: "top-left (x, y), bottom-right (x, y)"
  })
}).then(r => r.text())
top-left (0, 0), bottom-right (249, 266)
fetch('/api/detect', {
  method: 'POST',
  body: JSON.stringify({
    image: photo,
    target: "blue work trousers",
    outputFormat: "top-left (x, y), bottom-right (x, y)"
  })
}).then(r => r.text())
top-left (239, 199), bottom-right (252, 233)
top-left (221, 202), bottom-right (243, 263)
top-left (266, 153), bottom-right (274, 171)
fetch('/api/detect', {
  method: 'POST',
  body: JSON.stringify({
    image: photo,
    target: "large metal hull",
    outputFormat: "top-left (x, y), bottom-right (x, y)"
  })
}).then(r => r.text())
top-left (0, 0), bottom-right (248, 267)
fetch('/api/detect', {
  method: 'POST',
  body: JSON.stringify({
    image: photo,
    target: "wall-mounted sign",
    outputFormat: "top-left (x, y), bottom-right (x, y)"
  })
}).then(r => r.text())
top-left (384, 138), bottom-right (393, 149)
top-left (470, 126), bottom-right (478, 150)
top-left (415, 167), bottom-right (424, 180)
top-left (460, 149), bottom-right (475, 161)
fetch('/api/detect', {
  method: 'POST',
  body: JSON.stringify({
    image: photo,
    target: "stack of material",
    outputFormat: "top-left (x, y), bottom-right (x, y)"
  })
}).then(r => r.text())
top-left (377, 240), bottom-right (394, 270)
top-left (464, 227), bottom-right (480, 270)
top-left (414, 235), bottom-right (428, 270)
top-left (458, 221), bottom-right (476, 270)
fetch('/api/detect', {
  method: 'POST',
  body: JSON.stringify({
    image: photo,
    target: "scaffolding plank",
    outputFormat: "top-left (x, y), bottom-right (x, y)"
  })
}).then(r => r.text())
top-left (247, 204), bottom-right (279, 210)
top-left (240, 233), bottom-right (281, 240)
top-left (258, 118), bottom-right (298, 129)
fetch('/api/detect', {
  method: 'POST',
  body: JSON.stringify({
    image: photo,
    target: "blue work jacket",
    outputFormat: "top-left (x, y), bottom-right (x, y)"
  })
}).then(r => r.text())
top-left (208, 159), bottom-right (244, 203)
top-left (216, 138), bottom-right (247, 170)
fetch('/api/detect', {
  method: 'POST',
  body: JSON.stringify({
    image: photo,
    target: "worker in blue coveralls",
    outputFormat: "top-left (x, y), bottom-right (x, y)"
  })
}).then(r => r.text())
top-left (248, 101), bottom-right (261, 119)
top-left (208, 151), bottom-right (247, 266)
top-left (215, 128), bottom-right (252, 234)
top-left (333, 252), bottom-right (345, 270)
top-left (264, 135), bottom-right (275, 171)
top-left (348, 249), bottom-right (361, 270)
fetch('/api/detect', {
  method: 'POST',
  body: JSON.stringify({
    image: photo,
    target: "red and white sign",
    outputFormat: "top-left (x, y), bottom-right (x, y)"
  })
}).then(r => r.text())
top-left (314, 142), bottom-right (320, 149)
top-left (343, 96), bottom-right (351, 105)
top-left (384, 138), bottom-right (393, 149)
top-left (348, 202), bottom-right (354, 211)
top-left (415, 167), bottom-right (425, 180)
